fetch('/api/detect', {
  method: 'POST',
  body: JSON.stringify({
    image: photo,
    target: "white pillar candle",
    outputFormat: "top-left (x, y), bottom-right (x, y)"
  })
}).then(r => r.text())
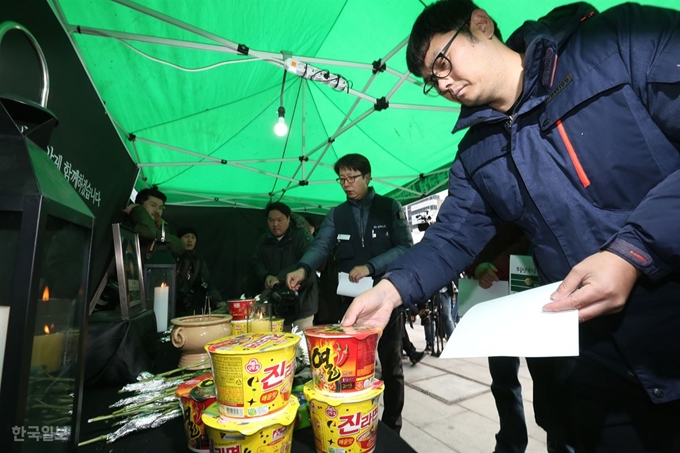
top-left (153, 284), bottom-right (169, 332)
top-left (250, 318), bottom-right (271, 333)
top-left (0, 306), bottom-right (10, 386)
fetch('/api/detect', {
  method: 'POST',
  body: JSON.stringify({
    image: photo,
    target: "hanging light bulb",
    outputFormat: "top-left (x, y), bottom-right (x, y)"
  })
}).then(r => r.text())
top-left (274, 106), bottom-right (288, 137)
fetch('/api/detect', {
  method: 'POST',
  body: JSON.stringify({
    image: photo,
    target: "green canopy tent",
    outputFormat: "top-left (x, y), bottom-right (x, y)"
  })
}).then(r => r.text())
top-left (51, 0), bottom-right (677, 213)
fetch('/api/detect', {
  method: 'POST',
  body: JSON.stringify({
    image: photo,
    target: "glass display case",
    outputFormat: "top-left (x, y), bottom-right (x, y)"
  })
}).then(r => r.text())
top-left (0, 22), bottom-right (94, 451)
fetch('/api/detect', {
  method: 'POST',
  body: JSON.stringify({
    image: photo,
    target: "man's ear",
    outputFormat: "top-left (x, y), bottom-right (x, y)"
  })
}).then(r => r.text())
top-left (365, 172), bottom-right (372, 183)
top-left (470, 9), bottom-right (495, 40)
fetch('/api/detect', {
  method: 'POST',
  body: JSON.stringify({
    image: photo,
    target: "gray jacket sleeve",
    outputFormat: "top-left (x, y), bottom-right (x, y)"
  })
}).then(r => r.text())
top-left (367, 198), bottom-right (413, 276)
top-left (297, 209), bottom-right (338, 275)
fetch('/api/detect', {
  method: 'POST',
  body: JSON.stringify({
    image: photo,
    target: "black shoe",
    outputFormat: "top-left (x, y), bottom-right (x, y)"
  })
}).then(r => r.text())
top-left (409, 351), bottom-right (426, 365)
top-left (424, 343), bottom-right (433, 352)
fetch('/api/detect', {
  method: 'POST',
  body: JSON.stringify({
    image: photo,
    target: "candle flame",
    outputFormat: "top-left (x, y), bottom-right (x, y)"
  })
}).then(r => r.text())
top-left (161, 282), bottom-right (168, 288)
top-left (44, 324), bottom-right (51, 335)
top-left (42, 287), bottom-right (50, 301)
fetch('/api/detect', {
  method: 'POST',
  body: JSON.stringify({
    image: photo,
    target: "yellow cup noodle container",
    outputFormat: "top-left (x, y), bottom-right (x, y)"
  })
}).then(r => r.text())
top-left (304, 380), bottom-right (385, 453)
top-left (202, 394), bottom-right (299, 453)
top-left (231, 319), bottom-right (249, 335)
top-left (271, 318), bottom-right (284, 333)
top-left (205, 333), bottom-right (300, 418)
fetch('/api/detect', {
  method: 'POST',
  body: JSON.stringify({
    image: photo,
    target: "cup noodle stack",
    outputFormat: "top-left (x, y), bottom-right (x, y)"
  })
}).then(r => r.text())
top-left (302, 324), bottom-right (384, 453)
top-left (201, 333), bottom-right (301, 452)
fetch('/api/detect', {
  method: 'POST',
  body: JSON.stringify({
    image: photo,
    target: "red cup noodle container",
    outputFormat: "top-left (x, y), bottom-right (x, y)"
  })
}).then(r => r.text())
top-left (227, 299), bottom-right (254, 320)
top-left (303, 324), bottom-right (381, 393)
top-left (175, 373), bottom-right (217, 452)
top-left (304, 380), bottom-right (384, 453)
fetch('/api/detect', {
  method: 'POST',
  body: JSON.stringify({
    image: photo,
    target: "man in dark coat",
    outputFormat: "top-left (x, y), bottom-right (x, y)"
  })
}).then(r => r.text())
top-left (252, 202), bottom-right (318, 329)
top-left (175, 226), bottom-right (225, 316)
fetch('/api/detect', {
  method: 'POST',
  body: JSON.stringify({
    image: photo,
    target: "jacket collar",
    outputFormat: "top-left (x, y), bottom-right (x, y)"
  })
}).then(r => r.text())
top-left (452, 2), bottom-right (597, 134)
top-left (346, 186), bottom-right (375, 208)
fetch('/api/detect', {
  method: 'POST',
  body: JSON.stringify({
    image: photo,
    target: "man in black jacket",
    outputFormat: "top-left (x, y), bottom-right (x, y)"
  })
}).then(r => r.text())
top-left (286, 153), bottom-right (413, 434)
top-left (252, 202), bottom-right (318, 330)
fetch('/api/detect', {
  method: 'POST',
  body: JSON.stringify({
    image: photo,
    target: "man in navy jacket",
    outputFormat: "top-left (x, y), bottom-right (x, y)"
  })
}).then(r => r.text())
top-left (287, 153), bottom-right (413, 434)
top-left (343, 1), bottom-right (680, 450)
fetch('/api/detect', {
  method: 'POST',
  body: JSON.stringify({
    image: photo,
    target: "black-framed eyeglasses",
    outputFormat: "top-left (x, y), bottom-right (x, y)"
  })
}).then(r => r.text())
top-left (423, 21), bottom-right (469, 97)
top-left (336, 174), bottom-right (363, 185)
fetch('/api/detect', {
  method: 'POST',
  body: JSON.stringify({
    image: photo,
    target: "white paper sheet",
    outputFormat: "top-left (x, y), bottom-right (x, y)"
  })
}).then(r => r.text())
top-left (441, 282), bottom-right (579, 358)
top-left (336, 272), bottom-right (374, 298)
top-left (457, 278), bottom-right (509, 316)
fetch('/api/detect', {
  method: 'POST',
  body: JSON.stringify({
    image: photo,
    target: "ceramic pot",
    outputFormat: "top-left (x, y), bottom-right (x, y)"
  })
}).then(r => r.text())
top-left (171, 314), bottom-right (232, 369)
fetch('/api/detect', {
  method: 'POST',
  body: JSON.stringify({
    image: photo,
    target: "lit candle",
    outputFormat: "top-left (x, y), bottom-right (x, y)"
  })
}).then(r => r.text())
top-left (31, 324), bottom-right (64, 373)
top-left (250, 316), bottom-right (272, 333)
top-left (154, 283), bottom-right (169, 332)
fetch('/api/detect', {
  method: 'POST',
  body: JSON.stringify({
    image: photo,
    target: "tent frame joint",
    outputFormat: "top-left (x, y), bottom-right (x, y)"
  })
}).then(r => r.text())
top-left (374, 97), bottom-right (389, 111)
top-left (237, 43), bottom-right (249, 55)
top-left (372, 59), bottom-right (386, 74)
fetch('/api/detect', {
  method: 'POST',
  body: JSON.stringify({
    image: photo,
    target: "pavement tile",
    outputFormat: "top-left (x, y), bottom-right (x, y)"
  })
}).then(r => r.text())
top-left (421, 409), bottom-right (499, 453)
top-left (401, 418), bottom-right (459, 453)
top-left (410, 373), bottom-right (490, 404)
top-left (397, 322), bottom-right (548, 452)
top-left (403, 385), bottom-right (467, 427)
top-left (402, 360), bottom-right (449, 382)
top-left (430, 360), bottom-right (494, 386)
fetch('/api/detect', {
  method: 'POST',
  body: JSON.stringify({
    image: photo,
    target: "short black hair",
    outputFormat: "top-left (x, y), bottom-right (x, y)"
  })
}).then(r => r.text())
top-left (334, 153), bottom-right (371, 176)
top-left (135, 187), bottom-right (167, 204)
top-left (265, 201), bottom-right (291, 218)
top-left (177, 226), bottom-right (198, 239)
top-left (406, 0), bottom-right (502, 77)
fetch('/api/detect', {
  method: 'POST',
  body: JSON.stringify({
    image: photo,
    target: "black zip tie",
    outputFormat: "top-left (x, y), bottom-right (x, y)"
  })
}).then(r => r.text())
top-left (237, 44), bottom-right (249, 55)
top-left (299, 180), bottom-right (309, 186)
top-left (128, 133), bottom-right (136, 142)
top-left (298, 156), bottom-right (309, 162)
top-left (220, 159), bottom-right (228, 164)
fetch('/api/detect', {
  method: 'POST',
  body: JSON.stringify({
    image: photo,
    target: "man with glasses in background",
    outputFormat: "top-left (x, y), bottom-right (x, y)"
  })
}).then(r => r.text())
top-left (286, 153), bottom-right (413, 435)
top-left (343, 0), bottom-right (680, 451)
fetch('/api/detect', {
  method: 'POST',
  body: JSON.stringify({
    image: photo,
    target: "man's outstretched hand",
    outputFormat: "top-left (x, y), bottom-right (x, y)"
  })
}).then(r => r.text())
top-left (341, 280), bottom-right (403, 331)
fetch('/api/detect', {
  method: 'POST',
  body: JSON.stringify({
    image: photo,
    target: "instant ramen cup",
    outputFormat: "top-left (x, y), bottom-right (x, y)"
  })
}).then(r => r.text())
top-left (205, 333), bottom-right (300, 418)
top-left (227, 299), bottom-right (255, 320)
top-left (231, 319), bottom-right (248, 335)
top-left (303, 324), bottom-right (381, 393)
top-left (304, 380), bottom-right (384, 453)
top-left (202, 395), bottom-right (299, 453)
top-left (271, 318), bottom-right (284, 333)
top-left (175, 374), bottom-right (216, 452)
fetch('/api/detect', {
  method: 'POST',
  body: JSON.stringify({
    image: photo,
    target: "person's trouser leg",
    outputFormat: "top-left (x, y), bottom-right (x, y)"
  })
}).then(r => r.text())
top-left (402, 320), bottom-right (416, 356)
top-left (377, 308), bottom-right (404, 434)
top-left (489, 356), bottom-right (528, 453)
top-left (439, 291), bottom-right (456, 339)
top-left (526, 358), bottom-right (573, 453)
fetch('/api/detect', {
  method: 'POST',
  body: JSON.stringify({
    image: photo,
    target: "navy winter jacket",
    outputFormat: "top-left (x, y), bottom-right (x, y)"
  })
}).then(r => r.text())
top-left (387, 3), bottom-right (680, 402)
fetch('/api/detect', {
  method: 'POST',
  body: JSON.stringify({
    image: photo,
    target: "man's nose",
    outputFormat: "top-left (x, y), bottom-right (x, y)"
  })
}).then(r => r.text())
top-left (437, 75), bottom-right (453, 94)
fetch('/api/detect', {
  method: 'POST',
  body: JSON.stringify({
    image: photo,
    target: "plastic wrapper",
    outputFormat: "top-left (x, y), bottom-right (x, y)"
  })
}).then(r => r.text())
top-left (120, 377), bottom-right (185, 393)
top-left (110, 391), bottom-right (163, 408)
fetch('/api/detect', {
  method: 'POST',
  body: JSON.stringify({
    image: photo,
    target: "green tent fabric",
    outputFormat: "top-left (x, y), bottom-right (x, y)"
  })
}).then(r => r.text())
top-left (50, 0), bottom-right (677, 212)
